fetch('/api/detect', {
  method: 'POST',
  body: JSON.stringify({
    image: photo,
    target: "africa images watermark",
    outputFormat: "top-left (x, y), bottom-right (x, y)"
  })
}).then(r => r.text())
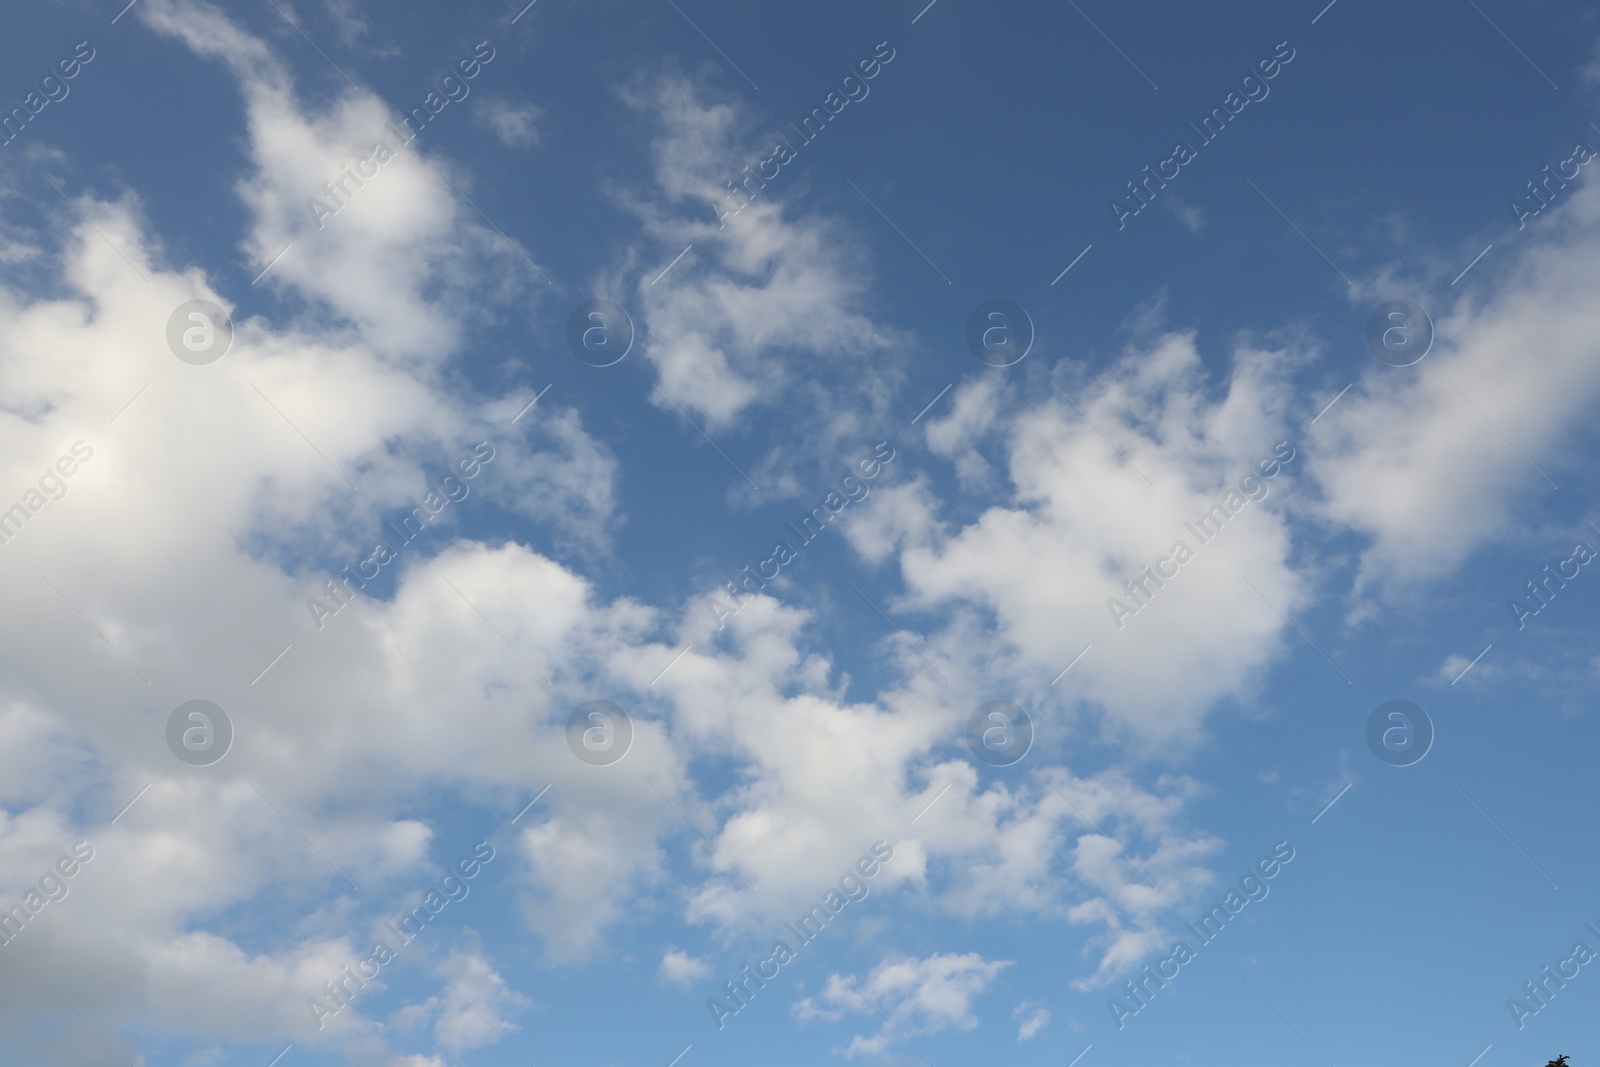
top-left (1109, 839), bottom-right (1297, 1029)
top-left (308, 441), bottom-right (497, 631)
top-left (705, 840), bottom-right (895, 1030)
top-left (1508, 522), bottom-right (1598, 630)
top-left (0, 440), bottom-right (96, 549)
top-left (708, 441), bottom-right (896, 630)
top-left (0, 840), bottom-right (95, 949)
top-left (1110, 40), bottom-right (1296, 231)
top-left (1508, 128), bottom-right (1599, 231)
top-left (0, 40), bottom-right (96, 150)
top-left (307, 839), bottom-right (496, 1029)
top-left (1105, 441), bottom-right (1296, 630)
top-left (307, 40), bottom-right (498, 230)
top-left (1506, 920), bottom-right (1600, 1030)
top-left (713, 41), bottom-right (897, 228)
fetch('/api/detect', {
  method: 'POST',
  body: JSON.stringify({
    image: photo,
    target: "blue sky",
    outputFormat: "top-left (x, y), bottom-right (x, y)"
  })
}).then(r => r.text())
top-left (1, 0), bottom-right (1600, 1066)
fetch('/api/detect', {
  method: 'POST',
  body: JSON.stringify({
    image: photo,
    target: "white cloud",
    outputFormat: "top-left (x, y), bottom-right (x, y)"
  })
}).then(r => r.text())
top-left (0, 7), bottom-right (638, 1061)
top-left (0, 158), bottom-right (1219, 1055)
top-left (921, 376), bottom-right (1007, 492)
top-left (1309, 176), bottom-right (1600, 600)
top-left (475, 98), bottom-right (543, 147)
top-left (319, 0), bottom-right (381, 50)
top-left (837, 475), bottom-right (940, 567)
top-left (615, 73), bottom-right (906, 438)
top-left (392, 944), bottom-right (530, 1054)
top-left (0, 164), bottom-right (1260, 1067)
top-left (873, 327), bottom-right (1305, 746)
top-left (795, 952), bottom-right (1010, 1056)
top-left (1161, 194), bottom-right (1205, 233)
top-left (1013, 1000), bottom-right (1048, 1041)
top-left (138, 0), bottom-right (548, 365)
top-left (29, 4), bottom-right (1600, 1062)
top-left (660, 949), bottom-right (712, 987)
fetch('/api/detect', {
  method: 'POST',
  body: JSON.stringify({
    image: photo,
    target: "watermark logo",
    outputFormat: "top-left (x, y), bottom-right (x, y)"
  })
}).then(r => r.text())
top-left (1365, 300), bottom-right (1432, 366)
top-left (965, 700), bottom-right (1033, 767)
top-left (166, 700), bottom-right (234, 767)
top-left (965, 300), bottom-right (1033, 367)
top-left (566, 300), bottom-right (634, 367)
top-left (567, 700), bottom-right (632, 766)
top-left (166, 300), bottom-right (233, 365)
top-left (1365, 699), bottom-right (1432, 767)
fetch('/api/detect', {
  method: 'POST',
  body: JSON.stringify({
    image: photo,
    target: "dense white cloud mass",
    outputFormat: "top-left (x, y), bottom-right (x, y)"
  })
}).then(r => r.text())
top-left (858, 331), bottom-right (1305, 745)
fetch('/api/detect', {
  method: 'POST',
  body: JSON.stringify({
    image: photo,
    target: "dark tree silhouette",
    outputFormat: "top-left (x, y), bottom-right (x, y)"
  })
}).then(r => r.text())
top-left (1545, 1056), bottom-right (1569, 1067)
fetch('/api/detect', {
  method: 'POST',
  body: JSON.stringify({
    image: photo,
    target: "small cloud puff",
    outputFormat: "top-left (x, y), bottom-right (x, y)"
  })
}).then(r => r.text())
top-left (660, 949), bottom-right (712, 987)
top-left (476, 98), bottom-right (543, 147)
top-left (1013, 1000), bottom-right (1049, 1041)
top-left (795, 952), bottom-right (1010, 1057)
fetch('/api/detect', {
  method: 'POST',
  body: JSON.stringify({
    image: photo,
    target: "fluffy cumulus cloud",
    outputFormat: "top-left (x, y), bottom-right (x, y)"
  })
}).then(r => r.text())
top-left (631, 582), bottom-right (1226, 978)
top-left (392, 945), bottom-right (530, 1054)
top-left (855, 328), bottom-right (1305, 746)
